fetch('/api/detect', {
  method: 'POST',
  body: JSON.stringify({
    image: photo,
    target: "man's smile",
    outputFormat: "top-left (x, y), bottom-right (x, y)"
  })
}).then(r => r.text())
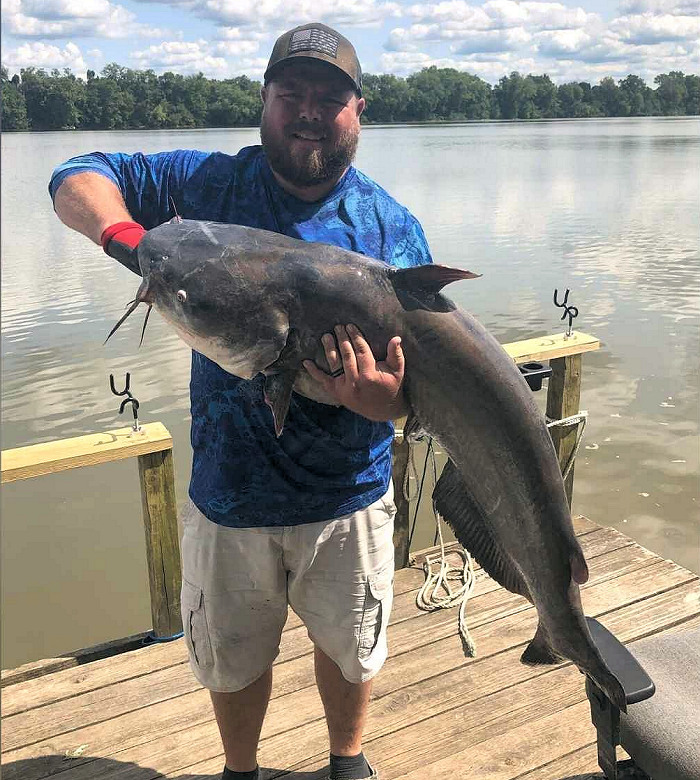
top-left (291, 130), bottom-right (326, 142)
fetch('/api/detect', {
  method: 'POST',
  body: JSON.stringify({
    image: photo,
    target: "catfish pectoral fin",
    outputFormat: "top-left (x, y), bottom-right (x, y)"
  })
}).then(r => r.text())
top-left (264, 370), bottom-right (297, 437)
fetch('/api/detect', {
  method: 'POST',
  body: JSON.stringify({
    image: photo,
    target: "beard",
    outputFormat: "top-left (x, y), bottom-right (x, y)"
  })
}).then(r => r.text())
top-left (261, 118), bottom-right (359, 188)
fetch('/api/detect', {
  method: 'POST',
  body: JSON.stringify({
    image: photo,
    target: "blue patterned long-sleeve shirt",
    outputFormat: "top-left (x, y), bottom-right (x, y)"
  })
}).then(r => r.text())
top-left (49, 145), bottom-right (433, 527)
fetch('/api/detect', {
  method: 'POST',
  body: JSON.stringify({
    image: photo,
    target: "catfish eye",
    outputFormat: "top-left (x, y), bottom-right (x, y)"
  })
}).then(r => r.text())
top-left (177, 289), bottom-right (187, 303)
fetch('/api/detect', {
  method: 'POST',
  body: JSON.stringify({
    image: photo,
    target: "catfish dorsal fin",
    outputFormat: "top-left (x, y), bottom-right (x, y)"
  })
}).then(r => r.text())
top-left (391, 264), bottom-right (480, 294)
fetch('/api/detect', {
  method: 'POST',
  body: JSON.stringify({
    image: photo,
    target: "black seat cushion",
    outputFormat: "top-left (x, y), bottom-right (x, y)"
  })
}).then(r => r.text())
top-left (620, 629), bottom-right (700, 780)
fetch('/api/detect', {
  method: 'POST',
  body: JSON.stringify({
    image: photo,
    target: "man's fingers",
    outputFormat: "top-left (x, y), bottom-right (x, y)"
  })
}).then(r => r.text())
top-left (385, 336), bottom-right (405, 375)
top-left (346, 324), bottom-right (375, 373)
top-left (322, 332), bottom-right (341, 372)
top-left (335, 325), bottom-right (358, 379)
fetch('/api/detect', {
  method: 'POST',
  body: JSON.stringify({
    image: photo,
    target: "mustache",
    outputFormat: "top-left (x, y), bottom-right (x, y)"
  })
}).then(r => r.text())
top-left (286, 121), bottom-right (328, 138)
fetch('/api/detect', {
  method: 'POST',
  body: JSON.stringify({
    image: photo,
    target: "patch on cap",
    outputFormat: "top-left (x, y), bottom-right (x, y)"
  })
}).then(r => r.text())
top-left (288, 27), bottom-right (340, 59)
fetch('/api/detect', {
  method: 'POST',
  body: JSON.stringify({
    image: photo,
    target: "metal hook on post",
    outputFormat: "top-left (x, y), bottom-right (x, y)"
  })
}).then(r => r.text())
top-left (109, 372), bottom-right (141, 432)
top-left (553, 288), bottom-right (579, 338)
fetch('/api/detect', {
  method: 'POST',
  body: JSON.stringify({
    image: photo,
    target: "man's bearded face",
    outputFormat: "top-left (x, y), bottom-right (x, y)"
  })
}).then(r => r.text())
top-left (260, 63), bottom-right (363, 188)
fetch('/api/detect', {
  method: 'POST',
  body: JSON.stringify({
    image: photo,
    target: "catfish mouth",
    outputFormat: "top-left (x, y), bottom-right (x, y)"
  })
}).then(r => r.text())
top-left (104, 277), bottom-right (155, 346)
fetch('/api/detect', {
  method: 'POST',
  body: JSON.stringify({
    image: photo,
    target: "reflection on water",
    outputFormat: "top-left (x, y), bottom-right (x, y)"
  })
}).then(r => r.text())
top-left (2, 118), bottom-right (698, 668)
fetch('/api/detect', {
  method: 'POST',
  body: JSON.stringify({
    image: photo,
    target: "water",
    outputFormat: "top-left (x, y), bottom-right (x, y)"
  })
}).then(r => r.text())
top-left (2, 118), bottom-right (698, 669)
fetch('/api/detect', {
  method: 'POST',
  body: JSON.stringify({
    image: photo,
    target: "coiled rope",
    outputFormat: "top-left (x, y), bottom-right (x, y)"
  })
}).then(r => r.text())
top-left (403, 436), bottom-right (477, 656)
top-left (402, 409), bottom-right (589, 659)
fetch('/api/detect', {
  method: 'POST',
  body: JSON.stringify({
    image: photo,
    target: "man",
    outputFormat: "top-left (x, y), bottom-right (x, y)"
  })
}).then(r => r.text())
top-left (49, 22), bottom-right (433, 780)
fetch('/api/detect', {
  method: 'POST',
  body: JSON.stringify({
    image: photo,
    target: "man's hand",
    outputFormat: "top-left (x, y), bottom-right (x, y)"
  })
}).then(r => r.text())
top-left (303, 324), bottom-right (408, 421)
top-left (100, 221), bottom-right (146, 276)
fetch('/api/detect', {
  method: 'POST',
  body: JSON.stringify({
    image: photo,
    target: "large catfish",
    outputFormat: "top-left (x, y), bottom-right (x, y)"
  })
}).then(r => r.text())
top-left (110, 218), bottom-right (626, 711)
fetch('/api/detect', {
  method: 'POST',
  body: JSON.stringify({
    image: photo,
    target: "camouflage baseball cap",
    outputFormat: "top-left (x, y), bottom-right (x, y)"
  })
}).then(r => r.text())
top-left (264, 23), bottom-right (362, 96)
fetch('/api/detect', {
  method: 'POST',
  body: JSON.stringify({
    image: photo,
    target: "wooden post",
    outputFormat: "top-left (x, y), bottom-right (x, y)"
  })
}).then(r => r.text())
top-left (392, 426), bottom-right (411, 570)
top-left (546, 353), bottom-right (582, 507)
top-left (137, 448), bottom-right (183, 638)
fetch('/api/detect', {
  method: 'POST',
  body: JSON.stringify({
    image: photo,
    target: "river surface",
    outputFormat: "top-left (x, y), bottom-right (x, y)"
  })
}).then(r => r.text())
top-left (2, 118), bottom-right (699, 669)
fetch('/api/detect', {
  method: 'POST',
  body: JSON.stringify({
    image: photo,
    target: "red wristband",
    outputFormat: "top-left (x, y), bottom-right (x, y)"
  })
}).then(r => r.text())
top-left (101, 221), bottom-right (146, 253)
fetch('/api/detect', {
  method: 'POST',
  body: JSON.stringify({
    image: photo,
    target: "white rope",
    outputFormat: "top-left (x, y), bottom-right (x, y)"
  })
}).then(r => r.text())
top-left (546, 410), bottom-right (588, 479)
top-left (405, 437), bottom-right (478, 657)
top-left (415, 515), bottom-right (477, 657)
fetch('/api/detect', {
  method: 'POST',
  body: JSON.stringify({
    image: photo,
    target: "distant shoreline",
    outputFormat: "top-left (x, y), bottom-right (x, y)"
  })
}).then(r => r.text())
top-left (3, 114), bottom-right (698, 134)
top-left (3, 66), bottom-right (697, 132)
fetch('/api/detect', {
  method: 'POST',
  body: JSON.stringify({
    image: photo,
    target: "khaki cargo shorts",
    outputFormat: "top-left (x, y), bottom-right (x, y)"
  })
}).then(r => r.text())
top-left (179, 487), bottom-right (396, 692)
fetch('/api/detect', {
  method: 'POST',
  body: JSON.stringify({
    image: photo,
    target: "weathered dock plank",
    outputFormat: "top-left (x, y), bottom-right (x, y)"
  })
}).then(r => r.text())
top-left (0, 532), bottom-right (656, 752)
top-left (2, 519), bottom-right (698, 780)
top-left (0, 523), bottom-right (632, 720)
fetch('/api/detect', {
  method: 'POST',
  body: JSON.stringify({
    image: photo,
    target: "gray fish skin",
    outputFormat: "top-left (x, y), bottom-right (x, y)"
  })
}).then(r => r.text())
top-left (130, 219), bottom-right (627, 711)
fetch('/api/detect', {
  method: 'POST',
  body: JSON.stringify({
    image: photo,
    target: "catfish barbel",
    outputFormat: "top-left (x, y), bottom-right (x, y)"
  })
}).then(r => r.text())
top-left (108, 219), bottom-right (627, 711)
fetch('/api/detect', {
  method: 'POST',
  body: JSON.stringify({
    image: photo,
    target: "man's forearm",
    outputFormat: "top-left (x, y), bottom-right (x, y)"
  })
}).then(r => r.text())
top-left (53, 172), bottom-right (133, 244)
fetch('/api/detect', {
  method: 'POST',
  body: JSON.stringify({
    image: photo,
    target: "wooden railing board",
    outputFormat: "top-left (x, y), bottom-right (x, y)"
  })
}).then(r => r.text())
top-left (1, 423), bottom-right (172, 484)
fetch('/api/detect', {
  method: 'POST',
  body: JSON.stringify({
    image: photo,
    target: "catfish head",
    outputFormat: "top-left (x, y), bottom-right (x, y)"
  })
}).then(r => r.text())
top-left (106, 220), bottom-right (292, 380)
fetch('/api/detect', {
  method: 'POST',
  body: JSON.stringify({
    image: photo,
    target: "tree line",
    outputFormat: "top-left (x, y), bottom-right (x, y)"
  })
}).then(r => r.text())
top-left (1, 63), bottom-right (698, 131)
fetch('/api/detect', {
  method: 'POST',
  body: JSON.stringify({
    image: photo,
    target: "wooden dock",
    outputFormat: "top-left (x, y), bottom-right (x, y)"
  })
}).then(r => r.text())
top-left (2, 515), bottom-right (699, 780)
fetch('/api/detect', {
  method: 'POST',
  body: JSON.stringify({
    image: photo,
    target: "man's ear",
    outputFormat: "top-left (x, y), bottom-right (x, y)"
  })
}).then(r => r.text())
top-left (356, 96), bottom-right (366, 118)
top-left (261, 85), bottom-right (268, 104)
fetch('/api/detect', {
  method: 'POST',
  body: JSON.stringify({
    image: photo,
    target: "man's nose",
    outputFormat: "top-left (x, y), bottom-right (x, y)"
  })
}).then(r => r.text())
top-left (297, 93), bottom-right (323, 122)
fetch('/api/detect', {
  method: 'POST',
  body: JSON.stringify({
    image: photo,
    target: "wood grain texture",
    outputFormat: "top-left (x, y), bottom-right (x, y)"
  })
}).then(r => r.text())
top-left (546, 353), bottom-right (583, 505)
top-left (1, 423), bottom-right (172, 483)
top-left (138, 449), bottom-right (183, 638)
top-left (502, 331), bottom-right (600, 363)
top-left (2, 520), bottom-right (698, 780)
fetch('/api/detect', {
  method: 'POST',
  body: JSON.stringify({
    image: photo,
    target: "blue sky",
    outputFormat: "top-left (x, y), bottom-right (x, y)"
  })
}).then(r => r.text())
top-left (2, 0), bottom-right (698, 86)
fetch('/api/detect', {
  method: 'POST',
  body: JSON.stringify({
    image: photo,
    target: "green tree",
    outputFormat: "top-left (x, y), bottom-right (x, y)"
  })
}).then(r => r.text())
top-left (362, 73), bottom-right (411, 123)
top-left (83, 75), bottom-right (134, 129)
top-left (654, 71), bottom-right (687, 115)
top-left (685, 74), bottom-right (700, 115)
top-left (618, 74), bottom-right (649, 116)
top-left (1, 67), bottom-right (29, 130)
top-left (493, 72), bottom-right (537, 119)
top-left (529, 74), bottom-right (558, 118)
top-left (557, 82), bottom-right (584, 117)
top-left (591, 76), bottom-right (627, 116)
top-left (20, 67), bottom-right (85, 129)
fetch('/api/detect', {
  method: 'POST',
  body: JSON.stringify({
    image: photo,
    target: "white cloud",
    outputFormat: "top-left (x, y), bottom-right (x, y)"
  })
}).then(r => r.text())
top-left (534, 27), bottom-right (595, 55)
top-left (611, 13), bottom-right (700, 44)
top-left (130, 0), bottom-right (401, 29)
top-left (383, 0), bottom-right (698, 81)
top-left (1, 40), bottom-right (88, 76)
top-left (452, 27), bottom-right (532, 54)
top-left (130, 38), bottom-right (269, 77)
top-left (21, 0), bottom-right (111, 20)
top-left (2, 0), bottom-right (173, 38)
top-left (618, 0), bottom-right (699, 14)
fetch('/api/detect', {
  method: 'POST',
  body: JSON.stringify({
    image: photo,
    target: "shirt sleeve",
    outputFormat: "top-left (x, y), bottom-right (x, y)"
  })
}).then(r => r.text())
top-left (392, 211), bottom-right (434, 268)
top-left (48, 150), bottom-right (211, 229)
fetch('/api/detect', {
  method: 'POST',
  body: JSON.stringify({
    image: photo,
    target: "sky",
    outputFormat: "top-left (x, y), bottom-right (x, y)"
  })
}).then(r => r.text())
top-left (1, 0), bottom-right (698, 86)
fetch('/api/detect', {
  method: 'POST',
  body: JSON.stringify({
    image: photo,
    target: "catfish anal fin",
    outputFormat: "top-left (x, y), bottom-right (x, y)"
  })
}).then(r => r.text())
top-left (264, 370), bottom-right (296, 437)
top-left (432, 459), bottom-right (532, 601)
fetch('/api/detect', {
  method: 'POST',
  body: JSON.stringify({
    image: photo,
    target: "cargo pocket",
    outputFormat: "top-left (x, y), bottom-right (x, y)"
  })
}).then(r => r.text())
top-left (357, 572), bottom-right (393, 661)
top-left (182, 579), bottom-right (213, 669)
